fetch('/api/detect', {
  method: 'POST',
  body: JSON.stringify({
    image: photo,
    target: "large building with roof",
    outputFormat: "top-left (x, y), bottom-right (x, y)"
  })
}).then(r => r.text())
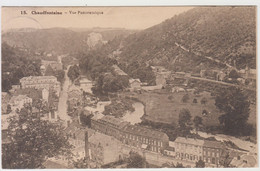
top-left (91, 115), bottom-right (130, 140)
top-left (167, 137), bottom-right (226, 167)
top-left (121, 124), bottom-right (169, 153)
top-left (174, 137), bottom-right (204, 162)
top-left (88, 131), bottom-right (123, 167)
top-left (20, 76), bottom-right (61, 95)
top-left (91, 115), bottom-right (169, 153)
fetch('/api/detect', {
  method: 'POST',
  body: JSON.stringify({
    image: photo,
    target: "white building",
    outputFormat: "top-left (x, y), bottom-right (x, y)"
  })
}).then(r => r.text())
top-left (174, 137), bottom-right (204, 162)
top-left (20, 76), bottom-right (61, 95)
top-left (79, 77), bottom-right (93, 93)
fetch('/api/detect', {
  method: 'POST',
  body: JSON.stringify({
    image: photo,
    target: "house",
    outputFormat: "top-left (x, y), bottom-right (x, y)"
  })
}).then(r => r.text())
top-left (164, 141), bottom-right (175, 157)
top-left (174, 137), bottom-right (204, 162)
top-left (9, 95), bottom-right (32, 112)
top-left (230, 154), bottom-right (257, 168)
top-left (121, 124), bottom-right (169, 153)
top-left (88, 131), bottom-right (123, 168)
top-left (67, 85), bottom-right (83, 112)
top-left (79, 76), bottom-right (93, 93)
top-left (203, 140), bottom-right (225, 166)
top-left (129, 78), bottom-right (141, 91)
top-left (41, 60), bottom-right (62, 71)
top-left (91, 115), bottom-right (130, 140)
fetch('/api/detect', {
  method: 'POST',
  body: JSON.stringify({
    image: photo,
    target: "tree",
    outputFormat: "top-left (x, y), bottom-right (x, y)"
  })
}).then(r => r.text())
top-left (193, 98), bottom-right (198, 103)
top-left (215, 87), bottom-right (250, 135)
top-left (127, 151), bottom-right (146, 168)
top-left (72, 158), bottom-right (89, 168)
top-left (200, 97), bottom-right (207, 105)
top-left (45, 65), bottom-right (55, 76)
top-left (228, 69), bottom-right (240, 79)
top-left (195, 160), bottom-right (205, 168)
top-left (193, 116), bottom-right (203, 133)
top-left (67, 65), bottom-right (80, 82)
top-left (6, 104), bottom-right (12, 114)
top-left (219, 151), bottom-right (231, 167)
top-left (2, 106), bottom-right (72, 169)
top-left (178, 109), bottom-right (192, 135)
top-left (182, 94), bottom-right (190, 103)
top-left (175, 162), bottom-right (185, 168)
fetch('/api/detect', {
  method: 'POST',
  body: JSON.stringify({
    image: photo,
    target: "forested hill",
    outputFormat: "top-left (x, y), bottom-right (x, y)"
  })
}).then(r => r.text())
top-left (2, 27), bottom-right (135, 55)
top-left (117, 7), bottom-right (256, 72)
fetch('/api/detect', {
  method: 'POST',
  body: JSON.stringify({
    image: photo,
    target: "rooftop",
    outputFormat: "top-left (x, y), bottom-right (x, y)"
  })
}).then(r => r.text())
top-left (99, 115), bottom-right (129, 129)
top-left (123, 125), bottom-right (169, 140)
top-left (174, 137), bottom-right (204, 146)
top-left (203, 140), bottom-right (225, 149)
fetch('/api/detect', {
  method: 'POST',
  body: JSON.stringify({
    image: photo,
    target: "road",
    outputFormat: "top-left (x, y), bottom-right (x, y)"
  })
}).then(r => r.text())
top-left (175, 42), bottom-right (238, 71)
top-left (57, 65), bottom-right (72, 124)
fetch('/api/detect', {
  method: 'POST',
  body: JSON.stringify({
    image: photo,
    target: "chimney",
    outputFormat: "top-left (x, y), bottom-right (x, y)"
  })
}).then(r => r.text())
top-left (85, 131), bottom-right (89, 159)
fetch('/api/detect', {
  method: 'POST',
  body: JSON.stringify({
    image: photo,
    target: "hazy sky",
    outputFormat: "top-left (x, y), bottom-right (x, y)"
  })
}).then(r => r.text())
top-left (2, 7), bottom-right (193, 30)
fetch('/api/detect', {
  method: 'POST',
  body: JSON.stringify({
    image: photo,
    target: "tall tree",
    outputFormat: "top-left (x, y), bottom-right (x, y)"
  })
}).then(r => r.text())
top-left (178, 108), bottom-right (192, 135)
top-left (195, 159), bottom-right (205, 168)
top-left (2, 106), bottom-right (72, 169)
top-left (127, 151), bottom-right (146, 168)
top-left (215, 87), bottom-right (250, 135)
top-left (193, 116), bottom-right (203, 133)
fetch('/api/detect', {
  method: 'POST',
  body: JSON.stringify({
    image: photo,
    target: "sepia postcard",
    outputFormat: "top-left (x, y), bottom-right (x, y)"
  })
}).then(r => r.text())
top-left (1, 5), bottom-right (258, 169)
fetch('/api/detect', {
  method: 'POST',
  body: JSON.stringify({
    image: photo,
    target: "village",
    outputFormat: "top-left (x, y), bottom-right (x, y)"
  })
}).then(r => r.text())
top-left (1, 51), bottom-right (257, 168)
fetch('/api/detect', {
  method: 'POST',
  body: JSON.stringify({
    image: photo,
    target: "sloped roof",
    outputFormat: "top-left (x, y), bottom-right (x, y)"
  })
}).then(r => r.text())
top-left (174, 137), bottom-right (204, 146)
top-left (99, 115), bottom-right (129, 129)
top-left (123, 125), bottom-right (169, 141)
top-left (203, 140), bottom-right (225, 149)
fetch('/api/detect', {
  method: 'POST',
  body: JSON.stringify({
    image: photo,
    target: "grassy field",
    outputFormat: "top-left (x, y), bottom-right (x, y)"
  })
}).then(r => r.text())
top-left (121, 89), bottom-right (256, 128)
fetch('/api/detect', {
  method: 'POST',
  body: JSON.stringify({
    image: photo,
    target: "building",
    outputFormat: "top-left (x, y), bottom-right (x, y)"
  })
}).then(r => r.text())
top-left (67, 85), bottom-right (83, 112)
top-left (91, 115), bottom-right (130, 140)
top-left (9, 95), bottom-right (32, 112)
top-left (230, 154), bottom-right (257, 168)
top-left (203, 140), bottom-right (225, 166)
top-left (129, 78), bottom-right (141, 91)
top-left (79, 76), bottom-right (93, 93)
top-left (174, 137), bottom-right (204, 162)
top-left (20, 76), bottom-right (61, 95)
top-left (41, 60), bottom-right (62, 71)
top-left (42, 88), bottom-right (49, 102)
top-left (121, 124), bottom-right (169, 153)
top-left (91, 115), bottom-right (169, 154)
top-left (88, 131), bottom-right (123, 167)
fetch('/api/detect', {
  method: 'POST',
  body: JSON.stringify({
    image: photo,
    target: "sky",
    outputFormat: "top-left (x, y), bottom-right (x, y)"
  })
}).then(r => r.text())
top-left (2, 7), bottom-right (193, 30)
